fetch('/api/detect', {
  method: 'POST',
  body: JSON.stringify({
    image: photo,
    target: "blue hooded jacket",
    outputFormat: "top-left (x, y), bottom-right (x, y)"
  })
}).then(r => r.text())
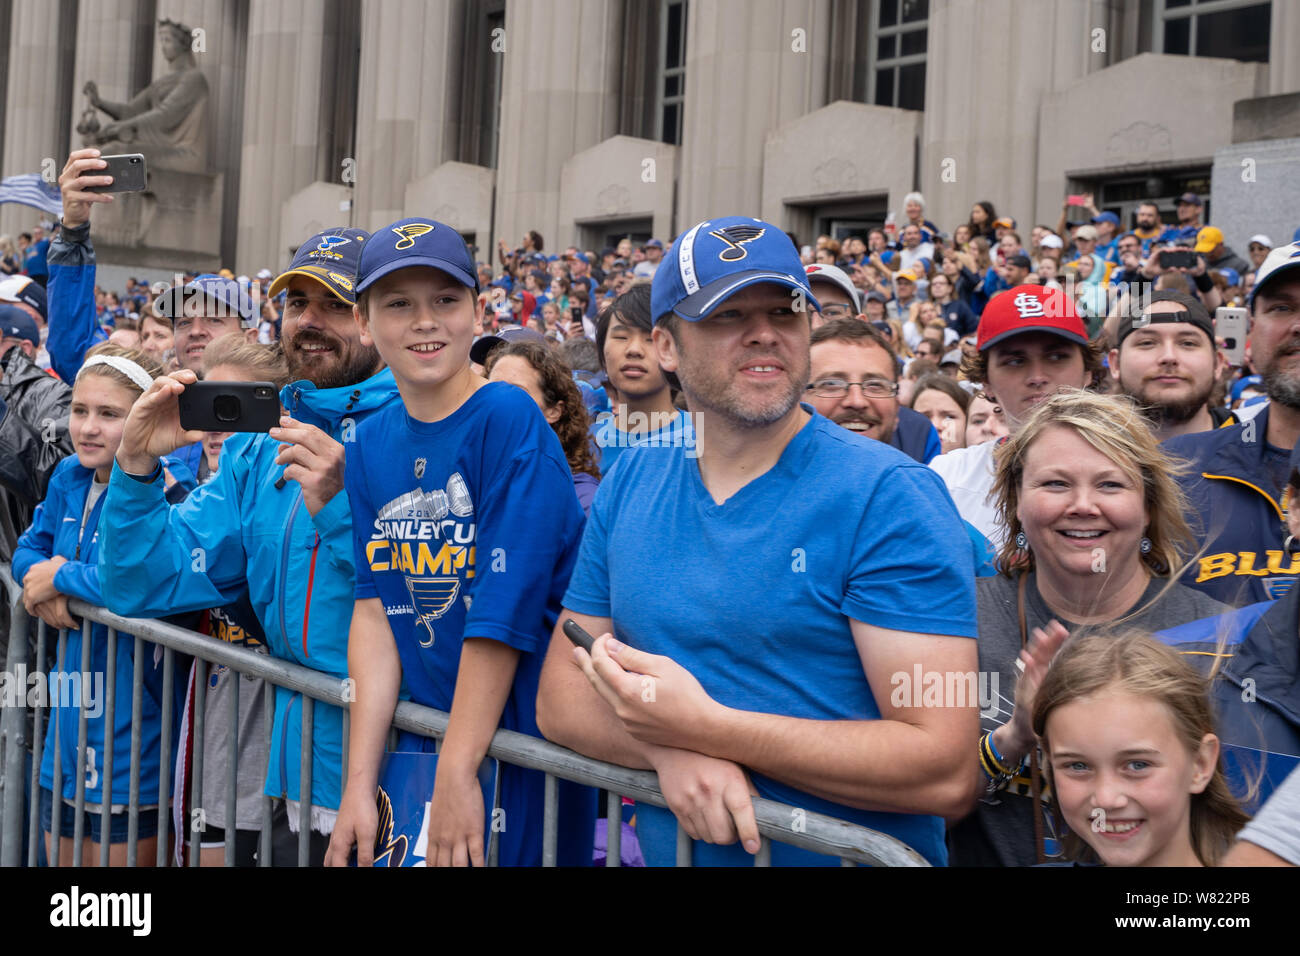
top-left (1163, 405), bottom-right (1298, 606)
top-left (14, 453), bottom-right (196, 805)
top-left (97, 369), bottom-right (402, 811)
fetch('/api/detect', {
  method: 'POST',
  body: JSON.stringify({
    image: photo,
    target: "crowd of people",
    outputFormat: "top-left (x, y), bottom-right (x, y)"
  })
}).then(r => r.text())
top-left (1, 146), bottom-right (1298, 870)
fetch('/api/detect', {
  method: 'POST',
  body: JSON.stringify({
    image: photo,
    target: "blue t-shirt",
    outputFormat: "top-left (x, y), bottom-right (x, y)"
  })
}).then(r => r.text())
top-left (346, 381), bottom-right (595, 865)
top-left (590, 406), bottom-right (696, 475)
top-left (563, 406), bottom-right (978, 866)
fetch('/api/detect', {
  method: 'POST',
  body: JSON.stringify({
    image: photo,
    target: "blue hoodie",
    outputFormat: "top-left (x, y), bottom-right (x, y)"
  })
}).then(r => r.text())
top-left (98, 369), bottom-right (402, 811)
top-left (14, 453), bottom-right (196, 805)
top-left (1163, 405), bottom-right (1297, 606)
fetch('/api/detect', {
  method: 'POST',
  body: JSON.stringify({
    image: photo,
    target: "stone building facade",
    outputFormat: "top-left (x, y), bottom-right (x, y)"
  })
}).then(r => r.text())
top-left (1, 0), bottom-right (1296, 274)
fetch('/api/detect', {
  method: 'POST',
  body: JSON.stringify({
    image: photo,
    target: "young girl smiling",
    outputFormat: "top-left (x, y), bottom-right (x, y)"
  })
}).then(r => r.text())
top-left (1032, 631), bottom-right (1249, 866)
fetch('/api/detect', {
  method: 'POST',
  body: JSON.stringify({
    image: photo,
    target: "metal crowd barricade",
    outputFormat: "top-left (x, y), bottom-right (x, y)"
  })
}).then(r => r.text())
top-left (0, 572), bottom-right (928, 868)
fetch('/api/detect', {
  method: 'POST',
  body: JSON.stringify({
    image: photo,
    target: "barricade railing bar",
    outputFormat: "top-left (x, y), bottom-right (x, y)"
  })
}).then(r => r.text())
top-left (0, 569), bottom-right (927, 867)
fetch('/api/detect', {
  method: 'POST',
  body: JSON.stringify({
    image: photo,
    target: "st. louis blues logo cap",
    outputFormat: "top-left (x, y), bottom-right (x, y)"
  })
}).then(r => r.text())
top-left (650, 215), bottom-right (820, 324)
top-left (269, 226), bottom-right (370, 304)
top-left (356, 217), bottom-right (479, 295)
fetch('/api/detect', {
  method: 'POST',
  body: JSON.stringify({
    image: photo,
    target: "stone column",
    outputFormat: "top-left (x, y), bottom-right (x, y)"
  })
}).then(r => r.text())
top-left (1269, 0), bottom-right (1300, 96)
top-left (919, 0), bottom-right (1105, 234)
top-left (675, 0), bottom-right (831, 230)
top-left (233, 0), bottom-right (332, 271)
top-left (352, 0), bottom-right (462, 233)
top-left (493, 0), bottom-right (622, 252)
top-left (69, 0), bottom-right (141, 155)
top-left (157, 0), bottom-right (249, 268)
top-left (0, 0), bottom-right (62, 238)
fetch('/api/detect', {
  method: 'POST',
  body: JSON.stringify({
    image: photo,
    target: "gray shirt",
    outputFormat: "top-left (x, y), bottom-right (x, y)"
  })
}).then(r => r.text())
top-left (1235, 765), bottom-right (1300, 865)
top-left (947, 571), bottom-right (1227, 866)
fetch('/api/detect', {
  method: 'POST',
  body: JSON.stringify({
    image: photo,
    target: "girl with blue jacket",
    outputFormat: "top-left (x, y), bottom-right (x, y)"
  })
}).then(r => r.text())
top-left (15, 343), bottom-right (188, 865)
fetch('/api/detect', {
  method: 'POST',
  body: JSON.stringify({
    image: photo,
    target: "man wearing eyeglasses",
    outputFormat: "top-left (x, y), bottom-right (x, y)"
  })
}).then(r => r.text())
top-left (804, 263), bottom-right (861, 329)
top-left (807, 317), bottom-right (941, 464)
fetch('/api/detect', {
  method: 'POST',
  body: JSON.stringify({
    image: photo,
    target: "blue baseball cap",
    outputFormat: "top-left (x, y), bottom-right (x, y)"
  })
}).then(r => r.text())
top-left (269, 227), bottom-right (370, 303)
top-left (1215, 267), bottom-right (1242, 287)
top-left (0, 304), bottom-right (39, 345)
top-left (356, 217), bottom-right (478, 295)
top-left (1231, 374), bottom-right (1262, 403)
top-left (650, 216), bottom-right (820, 324)
top-left (154, 273), bottom-right (257, 325)
top-left (1092, 211), bottom-right (1120, 226)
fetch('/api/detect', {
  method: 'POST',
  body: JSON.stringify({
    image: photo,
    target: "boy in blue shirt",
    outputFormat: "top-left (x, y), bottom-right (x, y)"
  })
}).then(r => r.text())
top-left (326, 218), bottom-right (594, 867)
top-left (537, 216), bottom-right (980, 865)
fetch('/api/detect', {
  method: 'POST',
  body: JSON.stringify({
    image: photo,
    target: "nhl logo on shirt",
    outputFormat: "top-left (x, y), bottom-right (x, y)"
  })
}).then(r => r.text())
top-left (414, 457), bottom-right (426, 479)
top-left (1012, 291), bottom-right (1044, 319)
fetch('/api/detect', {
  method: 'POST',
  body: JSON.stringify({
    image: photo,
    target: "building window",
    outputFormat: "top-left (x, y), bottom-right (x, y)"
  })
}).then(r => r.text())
top-left (656, 0), bottom-right (688, 145)
top-left (1158, 0), bottom-right (1269, 63)
top-left (458, 0), bottom-right (506, 168)
top-left (872, 0), bottom-right (927, 111)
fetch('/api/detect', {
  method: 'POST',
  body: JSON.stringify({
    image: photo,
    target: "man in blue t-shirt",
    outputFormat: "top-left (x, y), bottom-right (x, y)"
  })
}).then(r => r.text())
top-left (537, 216), bottom-right (980, 866)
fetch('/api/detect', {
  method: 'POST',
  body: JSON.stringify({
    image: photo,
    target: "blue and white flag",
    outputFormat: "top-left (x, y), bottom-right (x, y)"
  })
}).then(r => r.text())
top-left (0, 173), bottom-right (63, 217)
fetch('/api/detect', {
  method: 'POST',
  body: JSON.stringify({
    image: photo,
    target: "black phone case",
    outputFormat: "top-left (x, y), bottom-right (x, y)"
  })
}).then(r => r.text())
top-left (178, 381), bottom-right (281, 433)
top-left (563, 619), bottom-right (597, 653)
top-left (85, 154), bottom-right (147, 193)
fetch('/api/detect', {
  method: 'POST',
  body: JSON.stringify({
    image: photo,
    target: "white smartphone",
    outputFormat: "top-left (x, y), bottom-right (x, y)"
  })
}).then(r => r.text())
top-left (1214, 307), bottom-right (1249, 366)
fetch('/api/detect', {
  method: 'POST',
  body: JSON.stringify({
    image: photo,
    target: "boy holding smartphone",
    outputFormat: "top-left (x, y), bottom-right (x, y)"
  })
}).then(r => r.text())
top-left (326, 218), bottom-right (594, 867)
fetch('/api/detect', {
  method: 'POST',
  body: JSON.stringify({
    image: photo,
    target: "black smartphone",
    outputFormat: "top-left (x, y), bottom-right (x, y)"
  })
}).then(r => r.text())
top-left (1158, 249), bottom-right (1199, 270)
top-left (84, 153), bottom-right (147, 193)
top-left (178, 381), bottom-right (281, 432)
top-left (570, 306), bottom-right (584, 323)
top-left (563, 619), bottom-right (598, 653)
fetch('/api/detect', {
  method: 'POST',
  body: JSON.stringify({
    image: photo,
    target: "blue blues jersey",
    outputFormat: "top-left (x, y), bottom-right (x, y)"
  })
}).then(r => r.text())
top-left (347, 381), bottom-right (595, 865)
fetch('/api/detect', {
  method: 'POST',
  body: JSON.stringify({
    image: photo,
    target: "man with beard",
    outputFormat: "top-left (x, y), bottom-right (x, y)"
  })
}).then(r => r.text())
top-left (1108, 291), bottom-right (1234, 441)
top-left (1132, 201), bottom-right (1163, 251)
top-left (536, 216), bottom-right (979, 866)
top-left (97, 225), bottom-right (397, 864)
top-left (806, 318), bottom-right (941, 464)
top-left (1165, 241), bottom-right (1300, 606)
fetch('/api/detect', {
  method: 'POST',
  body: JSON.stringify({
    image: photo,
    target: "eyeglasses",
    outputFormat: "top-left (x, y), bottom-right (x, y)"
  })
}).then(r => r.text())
top-left (807, 378), bottom-right (899, 399)
top-left (818, 303), bottom-right (857, 320)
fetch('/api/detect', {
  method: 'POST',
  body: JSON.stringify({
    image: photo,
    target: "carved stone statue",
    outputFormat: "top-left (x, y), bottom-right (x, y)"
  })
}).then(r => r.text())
top-left (78, 18), bottom-right (209, 174)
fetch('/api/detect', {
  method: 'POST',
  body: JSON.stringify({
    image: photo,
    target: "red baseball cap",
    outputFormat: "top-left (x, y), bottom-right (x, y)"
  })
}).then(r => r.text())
top-left (976, 285), bottom-right (1089, 352)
